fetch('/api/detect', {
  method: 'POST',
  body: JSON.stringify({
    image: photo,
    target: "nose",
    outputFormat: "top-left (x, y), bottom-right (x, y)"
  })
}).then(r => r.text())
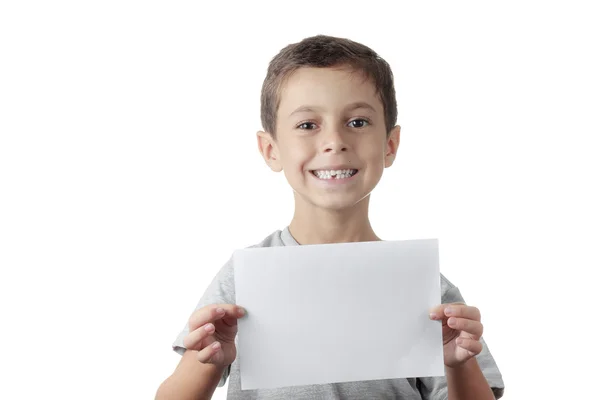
top-left (321, 129), bottom-right (348, 153)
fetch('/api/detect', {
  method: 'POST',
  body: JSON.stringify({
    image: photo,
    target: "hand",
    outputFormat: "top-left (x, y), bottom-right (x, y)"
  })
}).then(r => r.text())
top-left (429, 303), bottom-right (484, 368)
top-left (183, 304), bottom-right (246, 368)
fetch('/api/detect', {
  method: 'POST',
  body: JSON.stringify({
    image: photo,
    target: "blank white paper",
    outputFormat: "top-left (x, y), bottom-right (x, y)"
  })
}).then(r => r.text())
top-left (233, 239), bottom-right (444, 390)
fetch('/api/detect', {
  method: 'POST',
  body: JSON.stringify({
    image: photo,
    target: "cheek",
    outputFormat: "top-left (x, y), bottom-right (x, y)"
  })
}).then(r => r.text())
top-left (281, 151), bottom-right (304, 172)
top-left (361, 141), bottom-right (387, 162)
top-left (281, 141), bottom-right (313, 171)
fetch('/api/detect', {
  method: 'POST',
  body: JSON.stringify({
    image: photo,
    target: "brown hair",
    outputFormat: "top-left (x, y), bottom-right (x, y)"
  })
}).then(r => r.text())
top-left (260, 34), bottom-right (398, 137)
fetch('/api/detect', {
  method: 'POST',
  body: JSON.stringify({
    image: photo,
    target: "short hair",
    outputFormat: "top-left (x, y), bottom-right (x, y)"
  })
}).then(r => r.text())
top-left (260, 34), bottom-right (398, 137)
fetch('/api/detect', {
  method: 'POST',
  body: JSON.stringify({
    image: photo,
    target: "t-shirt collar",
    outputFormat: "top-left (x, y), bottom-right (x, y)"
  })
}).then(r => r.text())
top-left (280, 226), bottom-right (300, 246)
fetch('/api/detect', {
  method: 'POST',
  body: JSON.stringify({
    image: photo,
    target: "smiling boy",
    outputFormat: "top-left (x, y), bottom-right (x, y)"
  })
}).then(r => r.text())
top-left (156, 35), bottom-right (504, 400)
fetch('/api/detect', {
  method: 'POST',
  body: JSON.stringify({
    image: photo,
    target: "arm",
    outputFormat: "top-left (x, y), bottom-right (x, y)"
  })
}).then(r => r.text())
top-left (446, 358), bottom-right (495, 400)
top-left (155, 349), bottom-right (225, 400)
top-left (157, 304), bottom-right (244, 400)
top-left (428, 302), bottom-right (502, 399)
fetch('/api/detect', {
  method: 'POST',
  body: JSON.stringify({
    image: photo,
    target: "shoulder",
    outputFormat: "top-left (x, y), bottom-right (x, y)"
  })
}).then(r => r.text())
top-left (225, 229), bottom-right (286, 264)
top-left (247, 229), bottom-right (286, 249)
top-left (221, 229), bottom-right (286, 271)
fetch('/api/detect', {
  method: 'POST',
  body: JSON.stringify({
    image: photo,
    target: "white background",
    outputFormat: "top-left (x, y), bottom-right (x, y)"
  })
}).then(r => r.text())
top-left (1, 1), bottom-right (598, 399)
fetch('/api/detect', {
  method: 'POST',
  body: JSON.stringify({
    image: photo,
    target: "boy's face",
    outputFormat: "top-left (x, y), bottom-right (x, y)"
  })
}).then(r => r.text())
top-left (258, 66), bottom-right (400, 212)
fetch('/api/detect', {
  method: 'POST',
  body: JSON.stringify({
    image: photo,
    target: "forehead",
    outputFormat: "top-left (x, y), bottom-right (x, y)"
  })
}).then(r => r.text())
top-left (277, 67), bottom-right (382, 116)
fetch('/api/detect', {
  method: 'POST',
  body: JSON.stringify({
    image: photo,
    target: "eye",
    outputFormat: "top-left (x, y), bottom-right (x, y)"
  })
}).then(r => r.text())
top-left (297, 122), bottom-right (317, 130)
top-left (348, 118), bottom-right (370, 128)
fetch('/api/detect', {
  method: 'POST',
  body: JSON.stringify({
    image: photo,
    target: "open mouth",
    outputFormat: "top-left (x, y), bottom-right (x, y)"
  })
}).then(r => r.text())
top-left (311, 169), bottom-right (358, 180)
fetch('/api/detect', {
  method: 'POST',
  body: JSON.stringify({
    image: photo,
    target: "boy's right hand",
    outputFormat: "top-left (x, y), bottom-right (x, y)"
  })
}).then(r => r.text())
top-left (183, 304), bottom-right (246, 368)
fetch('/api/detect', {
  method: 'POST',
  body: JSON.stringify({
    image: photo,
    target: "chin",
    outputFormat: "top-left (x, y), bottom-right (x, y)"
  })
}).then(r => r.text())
top-left (313, 194), bottom-right (370, 212)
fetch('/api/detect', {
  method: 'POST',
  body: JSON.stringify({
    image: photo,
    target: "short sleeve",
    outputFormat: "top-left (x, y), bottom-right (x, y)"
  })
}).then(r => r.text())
top-left (171, 257), bottom-right (236, 387)
top-left (418, 275), bottom-right (505, 399)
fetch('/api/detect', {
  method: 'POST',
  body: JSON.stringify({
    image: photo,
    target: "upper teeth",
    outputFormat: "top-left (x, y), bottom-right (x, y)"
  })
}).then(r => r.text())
top-left (313, 169), bottom-right (357, 179)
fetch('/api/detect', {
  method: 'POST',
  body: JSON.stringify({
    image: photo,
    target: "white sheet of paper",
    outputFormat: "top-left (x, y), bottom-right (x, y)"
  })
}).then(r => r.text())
top-left (233, 239), bottom-right (444, 390)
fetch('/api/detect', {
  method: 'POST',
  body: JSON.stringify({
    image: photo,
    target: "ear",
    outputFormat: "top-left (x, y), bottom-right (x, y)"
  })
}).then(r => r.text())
top-left (257, 131), bottom-right (283, 172)
top-left (384, 125), bottom-right (401, 168)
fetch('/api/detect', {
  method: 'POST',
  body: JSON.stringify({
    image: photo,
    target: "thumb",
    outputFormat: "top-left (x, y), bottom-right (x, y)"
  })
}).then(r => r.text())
top-left (222, 306), bottom-right (245, 327)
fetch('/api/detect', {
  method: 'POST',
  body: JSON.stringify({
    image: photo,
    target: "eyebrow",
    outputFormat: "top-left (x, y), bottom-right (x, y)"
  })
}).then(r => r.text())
top-left (289, 102), bottom-right (376, 117)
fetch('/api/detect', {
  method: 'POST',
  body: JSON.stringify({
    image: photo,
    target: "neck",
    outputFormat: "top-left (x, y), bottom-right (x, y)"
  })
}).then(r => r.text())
top-left (288, 195), bottom-right (380, 245)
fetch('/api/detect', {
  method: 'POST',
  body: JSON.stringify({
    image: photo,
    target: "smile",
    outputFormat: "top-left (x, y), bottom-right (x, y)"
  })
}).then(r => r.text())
top-left (311, 169), bottom-right (358, 180)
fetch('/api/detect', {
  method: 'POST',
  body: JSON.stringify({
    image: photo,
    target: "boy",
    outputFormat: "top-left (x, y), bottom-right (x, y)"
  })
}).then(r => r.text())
top-left (156, 35), bottom-right (504, 399)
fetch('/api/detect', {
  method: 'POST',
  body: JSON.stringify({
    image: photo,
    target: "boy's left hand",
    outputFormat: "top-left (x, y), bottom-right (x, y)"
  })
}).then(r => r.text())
top-left (429, 303), bottom-right (484, 368)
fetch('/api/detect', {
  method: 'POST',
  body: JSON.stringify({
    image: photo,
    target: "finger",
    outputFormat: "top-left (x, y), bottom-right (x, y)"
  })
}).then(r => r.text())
top-left (183, 323), bottom-right (215, 350)
top-left (444, 305), bottom-right (481, 322)
top-left (456, 337), bottom-right (483, 357)
top-left (196, 340), bottom-right (223, 364)
top-left (218, 306), bottom-right (246, 329)
top-left (447, 317), bottom-right (484, 338)
top-left (189, 304), bottom-right (246, 331)
top-left (429, 302), bottom-right (465, 320)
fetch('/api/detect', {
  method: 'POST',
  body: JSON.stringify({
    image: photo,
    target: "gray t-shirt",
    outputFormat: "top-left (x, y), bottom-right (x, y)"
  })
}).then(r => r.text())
top-left (172, 228), bottom-right (505, 399)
